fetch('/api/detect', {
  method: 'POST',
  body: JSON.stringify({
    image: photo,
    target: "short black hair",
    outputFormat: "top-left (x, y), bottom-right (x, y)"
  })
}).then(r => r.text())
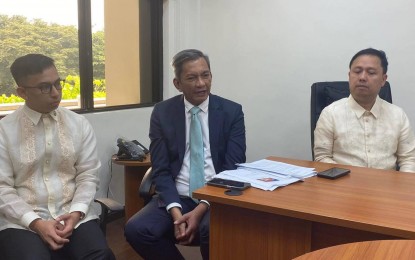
top-left (10, 54), bottom-right (55, 86)
top-left (349, 48), bottom-right (388, 74)
top-left (171, 49), bottom-right (210, 79)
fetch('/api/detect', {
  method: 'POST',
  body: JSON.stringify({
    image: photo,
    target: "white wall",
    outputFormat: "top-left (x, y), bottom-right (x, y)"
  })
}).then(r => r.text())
top-left (89, 0), bottom-right (415, 203)
top-left (84, 108), bottom-right (152, 202)
top-left (164, 0), bottom-right (415, 161)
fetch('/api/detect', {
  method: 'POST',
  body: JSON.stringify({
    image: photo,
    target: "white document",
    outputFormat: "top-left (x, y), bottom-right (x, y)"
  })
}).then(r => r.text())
top-left (237, 159), bottom-right (316, 179)
top-left (213, 159), bottom-right (317, 191)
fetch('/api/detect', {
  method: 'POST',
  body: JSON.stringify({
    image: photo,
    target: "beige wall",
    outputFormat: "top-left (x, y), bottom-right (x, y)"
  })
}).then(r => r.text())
top-left (104, 0), bottom-right (140, 106)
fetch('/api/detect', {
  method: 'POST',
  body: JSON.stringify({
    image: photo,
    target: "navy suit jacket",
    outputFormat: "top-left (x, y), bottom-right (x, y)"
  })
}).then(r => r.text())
top-left (149, 94), bottom-right (246, 206)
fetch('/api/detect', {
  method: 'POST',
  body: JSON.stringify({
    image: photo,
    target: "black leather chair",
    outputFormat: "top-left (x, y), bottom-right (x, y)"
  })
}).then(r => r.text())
top-left (310, 81), bottom-right (392, 159)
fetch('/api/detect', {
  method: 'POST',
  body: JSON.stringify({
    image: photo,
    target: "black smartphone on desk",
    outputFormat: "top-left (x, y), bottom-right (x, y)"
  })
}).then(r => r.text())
top-left (317, 167), bottom-right (350, 180)
top-left (207, 178), bottom-right (251, 190)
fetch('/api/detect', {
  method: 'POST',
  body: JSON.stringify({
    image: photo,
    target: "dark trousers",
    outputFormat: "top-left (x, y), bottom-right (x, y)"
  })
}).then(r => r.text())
top-left (125, 196), bottom-right (210, 260)
top-left (0, 220), bottom-right (115, 260)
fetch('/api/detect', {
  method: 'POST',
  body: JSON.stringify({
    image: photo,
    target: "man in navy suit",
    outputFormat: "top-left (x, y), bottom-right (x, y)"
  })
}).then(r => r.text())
top-left (125, 49), bottom-right (246, 260)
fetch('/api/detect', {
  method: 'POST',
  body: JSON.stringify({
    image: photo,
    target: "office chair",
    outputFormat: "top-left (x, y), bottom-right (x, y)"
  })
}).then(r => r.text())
top-left (310, 81), bottom-right (392, 160)
top-left (138, 167), bottom-right (154, 205)
top-left (94, 197), bottom-right (125, 235)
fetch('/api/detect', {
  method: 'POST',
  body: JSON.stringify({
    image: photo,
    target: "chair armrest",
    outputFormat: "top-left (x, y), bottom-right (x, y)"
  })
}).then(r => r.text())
top-left (139, 167), bottom-right (154, 205)
top-left (95, 198), bottom-right (124, 212)
top-left (94, 197), bottom-right (125, 234)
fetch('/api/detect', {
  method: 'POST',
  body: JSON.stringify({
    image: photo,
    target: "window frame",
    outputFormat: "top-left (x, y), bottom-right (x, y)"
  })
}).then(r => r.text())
top-left (75, 0), bottom-right (163, 114)
top-left (0, 0), bottom-right (163, 118)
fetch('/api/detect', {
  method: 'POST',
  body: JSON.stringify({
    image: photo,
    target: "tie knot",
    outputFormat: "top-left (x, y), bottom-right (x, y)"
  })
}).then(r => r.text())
top-left (190, 106), bottom-right (201, 116)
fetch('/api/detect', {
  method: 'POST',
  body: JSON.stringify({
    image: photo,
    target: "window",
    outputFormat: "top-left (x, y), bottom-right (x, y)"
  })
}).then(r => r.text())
top-left (0, 0), bottom-right (162, 115)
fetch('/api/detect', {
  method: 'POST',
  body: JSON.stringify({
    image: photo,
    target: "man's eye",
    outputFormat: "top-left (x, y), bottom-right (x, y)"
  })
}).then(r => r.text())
top-left (39, 84), bottom-right (51, 91)
top-left (202, 73), bottom-right (210, 79)
top-left (186, 77), bottom-right (196, 81)
top-left (54, 81), bottom-right (63, 89)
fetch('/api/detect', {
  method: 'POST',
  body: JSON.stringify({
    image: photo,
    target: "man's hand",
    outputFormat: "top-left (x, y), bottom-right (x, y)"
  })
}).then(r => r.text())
top-left (54, 212), bottom-right (82, 239)
top-left (29, 218), bottom-right (69, 250)
top-left (173, 203), bottom-right (208, 245)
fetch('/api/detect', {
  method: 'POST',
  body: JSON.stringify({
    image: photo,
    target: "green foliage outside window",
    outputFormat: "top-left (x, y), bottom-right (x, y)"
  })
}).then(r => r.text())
top-left (0, 75), bottom-right (106, 104)
top-left (0, 14), bottom-right (105, 101)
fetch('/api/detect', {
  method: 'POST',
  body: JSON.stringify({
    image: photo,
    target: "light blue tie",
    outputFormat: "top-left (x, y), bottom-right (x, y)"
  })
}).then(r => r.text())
top-left (189, 106), bottom-right (205, 198)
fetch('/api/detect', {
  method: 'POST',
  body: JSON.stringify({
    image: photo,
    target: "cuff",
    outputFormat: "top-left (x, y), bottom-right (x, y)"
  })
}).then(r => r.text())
top-left (22, 211), bottom-right (41, 229)
top-left (69, 203), bottom-right (89, 217)
top-left (166, 202), bottom-right (182, 212)
top-left (199, 200), bottom-right (210, 209)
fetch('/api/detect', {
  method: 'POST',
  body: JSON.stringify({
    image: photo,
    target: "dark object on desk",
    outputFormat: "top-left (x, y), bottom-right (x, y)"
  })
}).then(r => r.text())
top-left (225, 189), bottom-right (243, 196)
top-left (317, 167), bottom-right (350, 179)
top-left (116, 138), bottom-right (149, 161)
top-left (207, 178), bottom-right (251, 190)
top-left (310, 81), bottom-right (392, 160)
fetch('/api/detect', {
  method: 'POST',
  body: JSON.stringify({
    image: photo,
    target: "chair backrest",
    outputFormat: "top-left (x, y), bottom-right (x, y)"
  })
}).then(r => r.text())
top-left (139, 167), bottom-right (154, 205)
top-left (310, 81), bottom-right (392, 159)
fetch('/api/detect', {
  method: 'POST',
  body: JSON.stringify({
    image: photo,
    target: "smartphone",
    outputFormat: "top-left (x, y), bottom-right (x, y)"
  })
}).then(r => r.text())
top-left (207, 178), bottom-right (251, 190)
top-left (317, 167), bottom-right (350, 180)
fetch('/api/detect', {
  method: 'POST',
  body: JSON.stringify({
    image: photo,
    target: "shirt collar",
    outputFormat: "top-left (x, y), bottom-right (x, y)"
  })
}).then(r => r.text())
top-left (22, 104), bottom-right (59, 125)
top-left (348, 95), bottom-right (381, 119)
top-left (184, 96), bottom-right (209, 113)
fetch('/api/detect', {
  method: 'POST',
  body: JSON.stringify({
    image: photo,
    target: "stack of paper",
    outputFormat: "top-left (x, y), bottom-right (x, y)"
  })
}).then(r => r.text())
top-left (214, 159), bottom-right (316, 191)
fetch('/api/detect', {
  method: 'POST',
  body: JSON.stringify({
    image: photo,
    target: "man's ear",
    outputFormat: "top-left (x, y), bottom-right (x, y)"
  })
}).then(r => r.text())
top-left (382, 74), bottom-right (388, 87)
top-left (173, 78), bottom-right (182, 92)
top-left (16, 87), bottom-right (28, 101)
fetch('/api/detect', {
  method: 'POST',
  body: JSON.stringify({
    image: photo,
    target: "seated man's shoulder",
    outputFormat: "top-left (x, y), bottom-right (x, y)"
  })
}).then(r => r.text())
top-left (324, 97), bottom-right (348, 112)
top-left (154, 95), bottom-right (182, 108)
top-left (210, 94), bottom-right (242, 109)
top-left (380, 99), bottom-right (408, 117)
top-left (58, 106), bottom-right (84, 117)
top-left (57, 107), bottom-right (90, 124)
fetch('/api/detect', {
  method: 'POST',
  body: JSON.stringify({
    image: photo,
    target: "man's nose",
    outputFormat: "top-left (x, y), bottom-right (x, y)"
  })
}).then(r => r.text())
top-left (358, 72), bottom-right (367, 81)
top-left (195, 76), bottom-right (205, 86)
top-left (50, 85), bottom-right (60, 96)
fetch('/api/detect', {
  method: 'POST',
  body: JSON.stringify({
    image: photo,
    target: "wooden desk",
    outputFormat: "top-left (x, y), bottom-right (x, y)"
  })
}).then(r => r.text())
top-left (193, 156), bottom-right (415, 260)
top-left (293, 240), bottom-right (415, 260)
top-left (112, 155), bottom-right (151, 220)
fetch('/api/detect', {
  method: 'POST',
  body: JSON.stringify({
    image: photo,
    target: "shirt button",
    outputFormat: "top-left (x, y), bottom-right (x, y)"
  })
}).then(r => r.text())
top-left (47, 142), bottom-right (51, 145)
top-left (46, 160), bottom-right (49, 164)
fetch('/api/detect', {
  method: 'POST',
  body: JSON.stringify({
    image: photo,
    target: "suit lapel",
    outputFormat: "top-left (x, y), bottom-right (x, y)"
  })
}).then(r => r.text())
top-left (174, 95), bottom-right (186, 163)
top-left (209, 95), bottom-right (223, 168)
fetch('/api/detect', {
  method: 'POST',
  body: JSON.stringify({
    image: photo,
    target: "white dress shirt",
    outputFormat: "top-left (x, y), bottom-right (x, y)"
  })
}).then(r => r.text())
top-left (175, 96), bottom-right (216, 196)
top-left (166, 97), bottom-right (216, 211)
top-left (314, 95), bottom-right (415, 172)
top-left (0, 105), bottom-right (101, 231)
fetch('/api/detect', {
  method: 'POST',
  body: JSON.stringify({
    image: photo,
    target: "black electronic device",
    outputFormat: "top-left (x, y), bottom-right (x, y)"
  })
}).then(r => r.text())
top-left (317, 167), bottom-right (350, 180)
top-left (116, 138), bottom-right (149, 161)
top-left (207, 178), bottom-right (251, 190)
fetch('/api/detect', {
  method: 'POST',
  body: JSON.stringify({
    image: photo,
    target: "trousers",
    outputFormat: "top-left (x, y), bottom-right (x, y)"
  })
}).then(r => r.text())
top-left (125, 196), bottom-right (210, 260)
top-left (0, 220), bottom-right (115, 260)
